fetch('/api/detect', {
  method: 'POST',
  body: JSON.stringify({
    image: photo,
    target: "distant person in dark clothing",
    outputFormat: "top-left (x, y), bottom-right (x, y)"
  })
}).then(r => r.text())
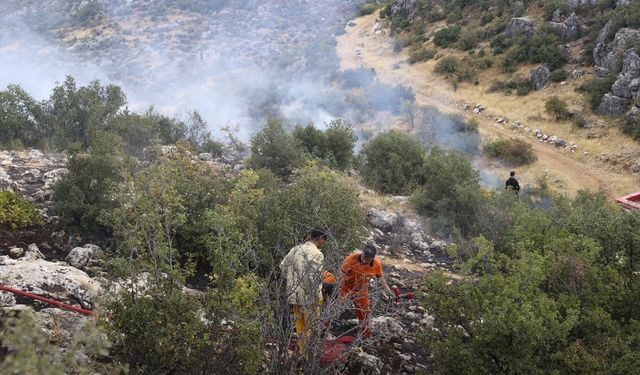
top-left (505, 171), bottom-right (520, 195)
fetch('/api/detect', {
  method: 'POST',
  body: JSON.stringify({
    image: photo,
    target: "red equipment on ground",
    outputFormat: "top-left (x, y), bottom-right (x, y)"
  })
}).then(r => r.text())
top-left (615, 191), bottom-right (640, 211)
top-left (0, 284), bottom-right (94, 316)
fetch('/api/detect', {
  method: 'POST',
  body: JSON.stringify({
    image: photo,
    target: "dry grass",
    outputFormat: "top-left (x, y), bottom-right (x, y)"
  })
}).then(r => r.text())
top-left (338, 11), bottom-right (640, 198)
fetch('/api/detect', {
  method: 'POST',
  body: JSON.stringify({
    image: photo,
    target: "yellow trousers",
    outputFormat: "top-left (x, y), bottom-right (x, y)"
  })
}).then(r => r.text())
top-left (291, 300), bottom-right (321, 351)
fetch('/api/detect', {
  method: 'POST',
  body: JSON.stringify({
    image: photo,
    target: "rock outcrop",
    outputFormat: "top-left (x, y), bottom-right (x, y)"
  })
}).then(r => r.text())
top-left (598, 49), bottom-right (640, 116)
top-left (530, 65), bottom-right (551, 90)
top-left (506, 17), bottom-right (535, 37)
top-left (0, 255), bottom-right (102, 309)
top-left (547, 12), bottom-right (581, 43)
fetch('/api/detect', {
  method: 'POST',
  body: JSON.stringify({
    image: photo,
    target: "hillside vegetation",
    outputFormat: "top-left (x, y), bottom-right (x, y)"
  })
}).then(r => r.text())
top-left (375, 0), bottom-right (640, 137)
top-left (1, 76), bottom-right (639, 373)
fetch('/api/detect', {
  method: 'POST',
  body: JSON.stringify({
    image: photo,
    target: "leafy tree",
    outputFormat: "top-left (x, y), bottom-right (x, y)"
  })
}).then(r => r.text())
top-left (248, 119), bottom-right (306, 178)
top-left (359, 130), bottom-right (426, 194)
top-left (545, 96), bottom-right (571, 120)
top-left (0, 84), bottom-right (47, 149)
top-left (53, 131), bottom-right (128, 235)
top-left (411, 146), bottom-right (483, 235)
top-left (293, 123), bottom-right (326, 159)
top-left (101, 158), bottom-right (263, 374)
top-left (324, 120), bottom-right (357, 170)
top-left (47, 76), bottom-right (126, 149)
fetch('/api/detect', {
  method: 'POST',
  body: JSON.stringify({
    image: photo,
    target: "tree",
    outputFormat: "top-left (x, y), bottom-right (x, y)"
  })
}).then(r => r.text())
top-left (53, 131), bottom-right (128, 235)
top-left (324, 120), bottom-right (356, 170)
top-left (47, 76), bottom-right (126, 149)
top-left (411, 146), bottom-right (483, 235)
top-left (0, 84), bottom-right (47, 149)
top-left (359, 130), bottom-right (425, 194)
top-left (545, 96), bottom-right (570, 120)
top-left (248, 119), bottom-right (306, 178)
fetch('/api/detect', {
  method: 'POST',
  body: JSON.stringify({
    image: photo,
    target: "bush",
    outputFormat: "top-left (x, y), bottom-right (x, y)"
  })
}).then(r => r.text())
top-left (578, 75), bottom-right (617, 110)
top-left (53, 132), bottom-right (128, 235)
top-left (621, 113), bottom-right (640, 139)
top-left (545, 96), bottom-right (571, 120)
top-left (248, 119), bottom-right (306, 178)
top-left (358, 3), bottom-right (378, 16)
top-left (0, 85), bottom-right (46, 149)
top-left (293, 121), bottom-right (356, 170)
top-left (0, 191), bottom-right (42, 229)
top-left (108, 276), bottom-right (263, 374)
top-left (324, 120), bottom-right (357, 170)
top-left (543, 0), bottom-right (570, 20)
top-left (457, 29), bottom-right (480, 51)
top-left (433, 25), bottom-right (462, 48)
top-left (434, 56), bottom-right (461, 75)
top-left (408, 47), bottom-right (437, 64)
top-left (550, 69), bottom-right (568, 82)
top-left (359, 130), bottom-right (425, 194)
top-left (411, 146), bottom-right (483, 235)
top-left (572, 114), bottom-right (589, 128)
top-left (484, 139), bottom-right (537, 165)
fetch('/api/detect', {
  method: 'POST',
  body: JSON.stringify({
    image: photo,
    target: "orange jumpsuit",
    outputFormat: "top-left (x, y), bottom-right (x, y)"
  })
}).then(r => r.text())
top-left (339, 252), bottom-right (383, 337)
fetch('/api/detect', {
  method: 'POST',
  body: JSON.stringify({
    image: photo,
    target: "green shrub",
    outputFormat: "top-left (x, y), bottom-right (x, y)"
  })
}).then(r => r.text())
top-left (550, 69), bottom-right (568, 82)
top-left (484, 139), bottom-right (537, 165)
top-left (472, 56), bottom-right (494, 70)
top-left (433, 25), bottom-right (462, 48)
top-left (545, 96), bottom-right (571, 120)
top-left (1, 309), bottom-right (120, 374)
top-left (53, 132), bottom-right (128, 235)
top-left (359, 130), bottom-right (425, 194)
top-left (572, 114), bottom-right (589, 129)
top-left (457, 29), bottom-right (480, 51)
top-left (0, 85), bottom-right (46, 149)
top-left (0, 191), bottom-right (42, 229)
top-left (411, 146), bottom-right (483, 235)
top-left (578, 75), bottom-right (617, 110)
top-left (408, 47), bottom-right (437, 64)
top-left (324, 120), bottom-right (357, 170)
top-left (108, 277), bottom-right (263, 374)
top-left (621, 113), bottom-right (640, 139)
top-left (358, 3), bottom-right (378, 16)
top-left (543, 0), bottom-right (570, 20)
top-left (293, 121), bottom-right (356, 170)
top-left (434, 56), bottom-right (461, 75)
top-left (247, 119), bottom-right (306, 178)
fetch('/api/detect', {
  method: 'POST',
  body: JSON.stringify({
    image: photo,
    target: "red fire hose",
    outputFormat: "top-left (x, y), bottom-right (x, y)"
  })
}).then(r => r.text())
top-left (0, 284), bottom-right (94, 316)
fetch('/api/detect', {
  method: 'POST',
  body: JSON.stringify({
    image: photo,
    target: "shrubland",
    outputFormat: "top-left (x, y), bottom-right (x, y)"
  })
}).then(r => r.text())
top-left (2, 77), bottom-right (639, 374)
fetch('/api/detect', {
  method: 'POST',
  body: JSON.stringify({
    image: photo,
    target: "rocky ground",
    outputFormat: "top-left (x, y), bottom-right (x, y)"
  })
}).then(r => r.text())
top-left (0, 148), bottom-right (452, 373)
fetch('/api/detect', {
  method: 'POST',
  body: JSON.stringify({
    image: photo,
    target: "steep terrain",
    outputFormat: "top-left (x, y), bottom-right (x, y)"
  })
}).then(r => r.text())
top-left (337, 7), bottom-right (640, 198)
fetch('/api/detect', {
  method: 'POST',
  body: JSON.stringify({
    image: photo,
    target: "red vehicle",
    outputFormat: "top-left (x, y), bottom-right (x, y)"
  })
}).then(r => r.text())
top-left (615, 192), bottom-right (640, 211)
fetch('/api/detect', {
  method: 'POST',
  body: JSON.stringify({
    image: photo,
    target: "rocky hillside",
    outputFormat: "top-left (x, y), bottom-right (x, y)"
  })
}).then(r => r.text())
top-left (382, 0), bottom-right (640, 135)
top-left (1, 0), bottom-right (366, 127)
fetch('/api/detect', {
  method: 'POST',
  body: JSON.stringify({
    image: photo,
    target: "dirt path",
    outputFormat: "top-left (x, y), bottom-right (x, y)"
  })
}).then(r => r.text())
top-left (337, 13), bottom-right (626, 198)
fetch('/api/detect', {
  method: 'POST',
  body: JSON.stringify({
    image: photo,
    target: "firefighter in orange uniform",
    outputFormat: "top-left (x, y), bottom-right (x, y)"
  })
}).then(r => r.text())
top-left (339, 245), bottom-right (393, 337)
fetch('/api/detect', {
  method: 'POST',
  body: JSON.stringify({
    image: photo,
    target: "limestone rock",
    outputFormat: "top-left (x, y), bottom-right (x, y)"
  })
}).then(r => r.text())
top-left (24, 243), bottom-right (44, 261)
top-left (506, 17), bottom-right (535, 37)
top-left (597, 93), bottom-right (631, 116)
top-left (366, 208), bottom-right (398, 231)
top-left (66, 244), bottom-right (100, 270)
top-left (370, 316), bottom-right (406, 343)
top-left (611, 75), bottom-right (635, 99)
top-left (9, 247), bottom-right (24, 259)
top-left (388, 0), bottom-right (418, 22)
top-left (0, 256), bottom-right (102, 308)
top-left (530, 65), bottom-right (551, 90)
